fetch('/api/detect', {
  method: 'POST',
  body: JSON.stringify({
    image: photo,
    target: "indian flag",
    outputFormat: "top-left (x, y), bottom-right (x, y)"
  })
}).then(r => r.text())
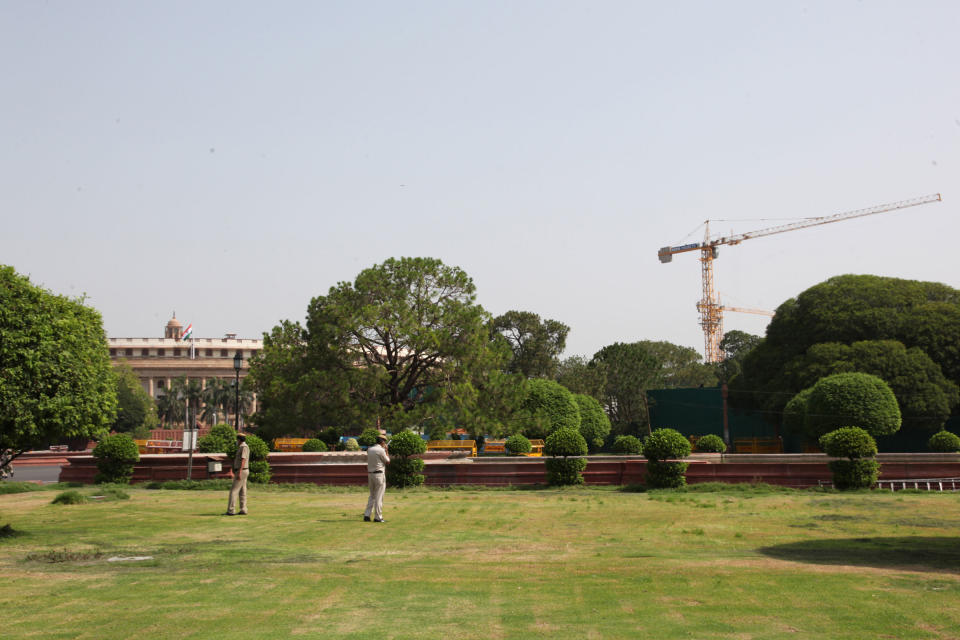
top-left (180, 323), bottom-right (193, 341)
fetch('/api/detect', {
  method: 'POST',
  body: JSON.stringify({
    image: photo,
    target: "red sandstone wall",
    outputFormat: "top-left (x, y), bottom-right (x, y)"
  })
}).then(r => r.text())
top-left (55, 453), bottom-right (960, 488)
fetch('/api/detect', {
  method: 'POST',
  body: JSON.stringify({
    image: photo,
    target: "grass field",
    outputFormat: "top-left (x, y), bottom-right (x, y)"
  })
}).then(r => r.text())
top-left (2, 482), bottom-right (960, 639)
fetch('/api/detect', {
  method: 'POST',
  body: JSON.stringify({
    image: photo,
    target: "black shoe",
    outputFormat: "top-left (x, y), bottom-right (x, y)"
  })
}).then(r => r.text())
top-left (374, 518), bottom-right (385, 523)
top-left (363, 516), bottom-right (371, 522)
top-left (224, 512), bottom-right (235, 516)
top-left (238, 512), bottom-right (247, 516)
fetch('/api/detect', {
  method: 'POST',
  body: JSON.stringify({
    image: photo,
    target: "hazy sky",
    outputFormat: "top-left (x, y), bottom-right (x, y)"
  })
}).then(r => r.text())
top-left (3, 1), bottom-right (957, 359)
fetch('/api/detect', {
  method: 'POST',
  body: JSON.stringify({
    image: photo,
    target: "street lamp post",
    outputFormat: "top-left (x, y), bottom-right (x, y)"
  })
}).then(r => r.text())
top-left (233, 351), bottom-right (242, 433)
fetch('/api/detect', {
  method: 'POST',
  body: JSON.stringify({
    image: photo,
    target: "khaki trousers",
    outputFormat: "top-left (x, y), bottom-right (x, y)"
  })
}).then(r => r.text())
top-left (227, 469), bottom-right (249, 514)
top-left (364, 472), bottom-right (386, 520)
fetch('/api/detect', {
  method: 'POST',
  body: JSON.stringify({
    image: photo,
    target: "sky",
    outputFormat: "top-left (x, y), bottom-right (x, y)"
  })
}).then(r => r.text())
top-left (2, 1), bottom-right (958, 360)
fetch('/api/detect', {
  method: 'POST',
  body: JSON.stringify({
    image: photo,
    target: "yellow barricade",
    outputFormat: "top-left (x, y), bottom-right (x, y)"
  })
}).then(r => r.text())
top-left (272, 438), bottom-right (312, 452)
top-left (134, 439), bottom-right (149, 454)
top-left (528, 439), bottom-right (545, 457)
top-left (734, 437), bottom-right (782, 454)
top-left (483, 440), bottom-right (506, 454)
top-left (426, 440), bottom-right (477, 456)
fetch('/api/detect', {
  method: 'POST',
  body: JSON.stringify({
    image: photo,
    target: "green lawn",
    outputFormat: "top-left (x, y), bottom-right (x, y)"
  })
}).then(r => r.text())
top-left (2, 483), bottom-right (959, 639)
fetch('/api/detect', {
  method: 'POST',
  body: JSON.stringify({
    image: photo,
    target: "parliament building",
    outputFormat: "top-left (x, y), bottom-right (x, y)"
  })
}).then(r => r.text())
top-left (108, 314), bottom-right (262, 412)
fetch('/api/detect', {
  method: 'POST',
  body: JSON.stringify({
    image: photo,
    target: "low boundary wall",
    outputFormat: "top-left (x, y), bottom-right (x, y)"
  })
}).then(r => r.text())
top-left (53, 452), bottom-right (960, 488)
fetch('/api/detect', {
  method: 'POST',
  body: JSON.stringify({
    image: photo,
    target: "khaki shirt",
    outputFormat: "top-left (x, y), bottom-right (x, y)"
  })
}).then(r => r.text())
top-left (233, 442), bottom-right (249, 472)
top-left (366, 444), bottom-right (390, 472)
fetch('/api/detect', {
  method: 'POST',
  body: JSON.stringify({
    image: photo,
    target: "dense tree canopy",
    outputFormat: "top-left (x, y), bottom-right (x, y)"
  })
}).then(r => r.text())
top-left (491, 310), bottom-right (569, 379)
top-left (250, 257), bottom-right (511, 438)
top-left (717, 330), bottom-right (762, 382)
top-left (1, 266), bottom-right (116, 472)
top-left (731, 275), bottom-right (960, 429)
top-left (590, 342), bottom-right (660, 435)
top-left (517, 378), bottom-right (580, 439)
top-left (555, 355), bottom-right (607, 401)
top-left (112, 361), bottom-right (158, 435)
top-left (636, 340), bottom-right (717, 388)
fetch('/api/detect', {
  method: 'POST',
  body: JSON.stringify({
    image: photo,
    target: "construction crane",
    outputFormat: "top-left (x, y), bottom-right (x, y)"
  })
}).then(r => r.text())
top-left (658, 193), bottom-right (943, 363)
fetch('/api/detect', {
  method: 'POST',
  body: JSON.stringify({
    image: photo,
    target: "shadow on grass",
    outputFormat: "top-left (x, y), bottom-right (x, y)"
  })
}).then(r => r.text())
top-left (759, 537), bottom-right (960, 573)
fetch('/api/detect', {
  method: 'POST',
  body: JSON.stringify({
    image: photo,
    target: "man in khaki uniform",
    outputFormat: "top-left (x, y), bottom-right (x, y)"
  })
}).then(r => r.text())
top-left (225, 434), bottom-right (249, 516)
top-left (363, 435), bottom-right (390, 522)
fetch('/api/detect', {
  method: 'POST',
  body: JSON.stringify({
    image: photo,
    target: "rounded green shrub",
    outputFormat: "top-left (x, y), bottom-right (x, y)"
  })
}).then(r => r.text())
top-left (357, 428), bottom-right (381, 448)
top-left (804, 372), bottom-right (901, 439)
top-left (643, 428), bottom-right (691, 489)
top-left (92, 433), bottom-right (140, 484)
top-left (819, 427), bottom-right (877, 459)
top-left (544, 428), bottom-right (588, 486)
top-left (645, 460), bottom-right (689, 489)
top-left (197, 423), bottom-right (236, 453)
top-left (248, 459), bottom-right (272, 484)
top-left (385, 430), bottom-right (425, 457)
top-left (520, 379), bottom-right (581, 439)
top-left (694, 434), bottom-right (727, 453)
top-left (827, 459), bottom-right (880, 490)
top-left (573, 393), bottom-right (611, 453)
top-left (612, 435), bottom-right (643, 455)
top-left (344, 438), bottom-right (360, 451)
top-left (928, 430), bottom-right (960, 453)
top-left (643, 428), bottom-right (691, 461)
top-left (504, 433), bottom-right (532, 455)
top-left (302, 438), bottom-right (327, 452)
top-left (819, 427), bottom-right (879, 490)
top-left (385, 430), bottom-right (426, 488)
top-left (544, 428), bottom-right (588, 457)
top-left (545, 457), bottom-right (588, 486)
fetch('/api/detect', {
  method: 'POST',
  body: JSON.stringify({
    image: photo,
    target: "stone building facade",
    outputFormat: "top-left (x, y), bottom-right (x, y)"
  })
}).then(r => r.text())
top-left (108, 314), bottom-right (262, 415)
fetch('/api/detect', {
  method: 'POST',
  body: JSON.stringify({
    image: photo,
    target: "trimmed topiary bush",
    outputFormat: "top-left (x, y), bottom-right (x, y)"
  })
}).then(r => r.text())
top-left (928, 430), bottom-right (960, 453)
top-left (612, 435), bottom-right (643, 455)
top-left (819, 427), bottom-right (878, 459)
top-left (573, 393), bottom-right (611, 453)
top-left (302, 438), bottom-right (327, 452)
top-left (357, 428), bottom-right (381, 448)
top-left (504, 433), bottom-right (532, 455)
top-left (92, 433), bottom-right (140, 484)
top-left (386, 430), bottom-right (427, 488)
top-left (694, 434), bottom-right (727, 453)
top-left (819, 427), bottom-right (880, 490)
top-left (197, 423), bottom-right (237, 453)
top-left (520, 379), bottom-right (581, 439)
top-left (643, 428), bottom-right (691, 488)
top-left (804, 373), bottom-right (901, 439)
top-left (343, 438), bottom-right (360, 451)
top-left (544, 427), bottom-right (588, 486)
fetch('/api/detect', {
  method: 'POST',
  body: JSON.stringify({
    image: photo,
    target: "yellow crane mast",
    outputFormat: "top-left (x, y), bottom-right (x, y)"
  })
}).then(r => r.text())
top-left (658, 193), bottom-right (943, 363)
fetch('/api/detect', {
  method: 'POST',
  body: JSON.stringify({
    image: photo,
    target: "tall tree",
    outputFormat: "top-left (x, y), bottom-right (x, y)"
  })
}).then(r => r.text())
top-left (0, 265), bottom-right (116, 474)
top-left (250, 257), bottom-right (506, 436)
top-left (112, 361), bottom-right (159, 435)
top-left (590, 342), bottom-right (661, 435)
top-left (490, 311), bottom-right (569, 378)
top-left (555, 355), bottom-right (608, 401)
top-left (636, 340), bottom-right (717, 388)
top-left (717, 330), bottom-right (762, 382)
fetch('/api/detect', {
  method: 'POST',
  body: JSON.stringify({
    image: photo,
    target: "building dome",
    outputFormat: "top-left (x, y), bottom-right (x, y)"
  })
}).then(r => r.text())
top-left (164, 313), bottom-right (182, 339)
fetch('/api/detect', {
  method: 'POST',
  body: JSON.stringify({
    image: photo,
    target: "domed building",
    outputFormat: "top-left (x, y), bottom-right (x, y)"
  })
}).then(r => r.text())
top-left (108, 313), bottom-right (263, 426)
